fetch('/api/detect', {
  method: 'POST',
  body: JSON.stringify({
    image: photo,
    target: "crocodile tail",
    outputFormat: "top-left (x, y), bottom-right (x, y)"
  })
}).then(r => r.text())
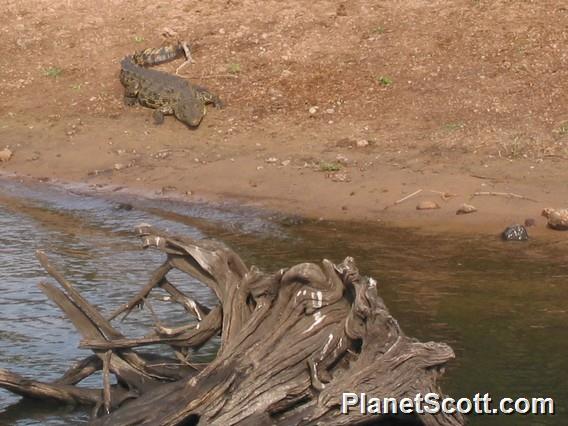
top-left (131, 42), bottom-right (187, 66)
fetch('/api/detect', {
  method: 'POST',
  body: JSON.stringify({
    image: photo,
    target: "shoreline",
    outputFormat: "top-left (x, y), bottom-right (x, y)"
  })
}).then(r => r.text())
top-left (2, 148), bottom-right (567, 243)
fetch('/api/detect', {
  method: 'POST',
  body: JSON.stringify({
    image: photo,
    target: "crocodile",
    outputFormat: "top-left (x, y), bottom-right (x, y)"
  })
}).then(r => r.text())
top-left (119, 42), bottom-right (222, 127)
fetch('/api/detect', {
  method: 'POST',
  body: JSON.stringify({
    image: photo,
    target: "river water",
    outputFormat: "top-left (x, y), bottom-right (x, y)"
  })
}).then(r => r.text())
top-left (0, 179), bottom-right (566, 425)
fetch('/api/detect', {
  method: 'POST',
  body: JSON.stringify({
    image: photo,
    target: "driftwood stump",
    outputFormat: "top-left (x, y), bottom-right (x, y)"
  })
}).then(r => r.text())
top-left (0, 224), bottom-right (463, 425)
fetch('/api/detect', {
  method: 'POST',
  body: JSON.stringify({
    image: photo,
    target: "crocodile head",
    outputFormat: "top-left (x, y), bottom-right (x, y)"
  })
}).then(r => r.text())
top-left (174, 95), bottom-right (206, 128)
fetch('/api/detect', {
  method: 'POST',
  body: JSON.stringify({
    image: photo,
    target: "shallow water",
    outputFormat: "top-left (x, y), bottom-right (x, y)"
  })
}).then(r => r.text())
top-left (0, 179), bottom-right (566, 425)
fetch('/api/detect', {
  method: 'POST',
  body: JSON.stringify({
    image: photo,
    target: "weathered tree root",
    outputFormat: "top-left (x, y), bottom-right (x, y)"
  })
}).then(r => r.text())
top-left (0, 224), bottom-right (464, 426)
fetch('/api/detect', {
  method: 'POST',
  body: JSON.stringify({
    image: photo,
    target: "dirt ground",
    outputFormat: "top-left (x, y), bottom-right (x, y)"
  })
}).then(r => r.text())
top-left (1, 0), bottom-right (568, 237)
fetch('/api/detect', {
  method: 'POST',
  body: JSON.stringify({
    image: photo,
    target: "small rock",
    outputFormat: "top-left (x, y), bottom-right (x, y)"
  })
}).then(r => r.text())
top-left (154, 150), bottom-right (171, 160)
top-left (328, 172), bottom-right (351, 183)
top-left (309, 106), bottom-right (318, 115)
top-left (456, 203), bottom-right (477, 215)
top-left (542, 208), bottom-right (568, 230)
top-left (281, 159), bottom-right (291, 167)
top-left (281, 215), bottom-right (304, 227)
top-left (416, 200), bottom-right (440, 210)
top-left (325, 108), bottom-right (335, 114)
top-left (26, 152), bottom-right (40, 161)
top-left (336, 154), bottom-right (349, 165)
top-left (160, 185), bottom-right (176, 194)
top-left (524, 218), bottom-right (537, 227)
top-left (356, 139), bottom-right (369, 148)
top-left (502, 225), bottom-right (529, 241)
top-left (0, 148), bottom-right (13, 162)
top-left (265, 157), bottom-right (278, 164)
top-left (113, 203), bottom-right (133, 211)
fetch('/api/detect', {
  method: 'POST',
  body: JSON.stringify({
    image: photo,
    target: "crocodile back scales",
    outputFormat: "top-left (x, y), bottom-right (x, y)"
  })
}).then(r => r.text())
top-left (131, 43), bottom-right (186, 66)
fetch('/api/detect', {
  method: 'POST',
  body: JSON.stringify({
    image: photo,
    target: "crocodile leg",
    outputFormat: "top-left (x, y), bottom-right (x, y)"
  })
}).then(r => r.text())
top-left (152, 109), bottom-right (166, 125)
top-left (175, 42), bottom-right (194, 75)
top-left (194, 86), bottom-right (224, 109)
top-left (124, 95), bottom-right (137, 106)
top-left (123, 84), bottom-right (139, 106)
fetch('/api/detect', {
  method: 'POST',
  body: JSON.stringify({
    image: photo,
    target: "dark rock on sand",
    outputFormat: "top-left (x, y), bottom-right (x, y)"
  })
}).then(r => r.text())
top-left (502, 224), bottom-right (529, 241)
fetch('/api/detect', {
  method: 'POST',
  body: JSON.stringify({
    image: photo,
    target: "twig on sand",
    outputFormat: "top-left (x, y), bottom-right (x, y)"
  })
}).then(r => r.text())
top-left (384, 189), bottom-right (423, 210)
top-left (471, 191), bottom-right (538, 202)
top-left (544, 154), bottom-right (568, 161)
top-left (470, 174), bottom-right (500, 181)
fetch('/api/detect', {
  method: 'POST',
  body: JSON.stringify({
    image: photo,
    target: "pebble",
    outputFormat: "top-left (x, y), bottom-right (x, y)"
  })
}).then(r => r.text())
top-left (265, 157), bottom-right (278, 164)
top-left (416, 200), bottom-right (440, 210)
top-left (281, 160), bottom-right (291, 167)
top-left (113, 203), bottom-right (133, 211)
top-left (501, 224), bottom-right (529, 241)
top-left (309, 106), bottom-right (318, 115)
top-left (154, 151), bottom-right (170, 160)
top-left (336, 154), bottom-right (349, 165)
top-left (542, 208), bottom-right (568, 230)
top-left (159, 186), bottom-right (177, 195)
top-left (356, 139), bottom-right (369, 148)
top-left (0, 148), bottom-right (13, 162)
top-left (456, 203), bottom-right (477, 215)
top-left (328, 172), bottom-right (351, 182)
